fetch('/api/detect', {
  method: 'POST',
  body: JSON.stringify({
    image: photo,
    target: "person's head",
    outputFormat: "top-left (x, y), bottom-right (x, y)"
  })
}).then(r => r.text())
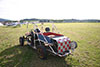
top-left (34, 28), bottom-right (40, 33)
top-left (45, 27), bottom-right (50, 32)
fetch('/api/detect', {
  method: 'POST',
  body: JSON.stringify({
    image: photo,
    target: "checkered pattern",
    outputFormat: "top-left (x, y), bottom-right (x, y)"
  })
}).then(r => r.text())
top-left (57, 38), bottom-right (71, 53)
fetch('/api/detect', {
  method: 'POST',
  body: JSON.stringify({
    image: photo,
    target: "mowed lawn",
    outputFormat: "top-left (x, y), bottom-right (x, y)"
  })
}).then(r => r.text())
top-left (0, 23), bottom-right (100, 67)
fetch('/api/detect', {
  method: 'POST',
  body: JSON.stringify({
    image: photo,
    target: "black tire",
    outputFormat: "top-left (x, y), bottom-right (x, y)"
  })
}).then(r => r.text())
top-left (19, 36), bottom-right (24, 46)
top-left (71, 41), bottom-right (77, 49)
top-left (37, 45), bottom-right (47, 59)
top-left (31, 36), bottom-right (34, 46)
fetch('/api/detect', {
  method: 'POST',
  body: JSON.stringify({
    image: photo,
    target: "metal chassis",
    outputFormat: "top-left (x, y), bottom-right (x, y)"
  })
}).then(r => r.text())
top-left (25, 22), bottom-right (72, 57)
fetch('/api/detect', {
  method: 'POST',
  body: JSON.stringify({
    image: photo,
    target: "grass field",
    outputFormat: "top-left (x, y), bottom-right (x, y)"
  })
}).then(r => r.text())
top-left (0, 23), bottom-right (100, 67)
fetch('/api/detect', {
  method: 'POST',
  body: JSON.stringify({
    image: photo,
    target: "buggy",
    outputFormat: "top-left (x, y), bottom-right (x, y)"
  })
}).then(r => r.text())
top-left (19, 23), bottom-right (77, 59)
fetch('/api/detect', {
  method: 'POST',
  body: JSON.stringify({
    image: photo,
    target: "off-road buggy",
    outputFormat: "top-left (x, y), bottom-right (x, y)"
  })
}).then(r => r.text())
top-left (19, 23), bottom-right (77, 59)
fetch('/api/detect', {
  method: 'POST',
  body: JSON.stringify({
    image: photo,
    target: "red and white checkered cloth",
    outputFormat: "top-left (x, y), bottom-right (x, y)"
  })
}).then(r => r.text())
top-left (53, 36), bottom-right (71, 53)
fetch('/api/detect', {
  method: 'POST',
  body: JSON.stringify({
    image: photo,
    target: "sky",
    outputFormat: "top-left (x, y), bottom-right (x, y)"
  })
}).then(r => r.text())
top-left (0, 0), bottom-right (100, 20)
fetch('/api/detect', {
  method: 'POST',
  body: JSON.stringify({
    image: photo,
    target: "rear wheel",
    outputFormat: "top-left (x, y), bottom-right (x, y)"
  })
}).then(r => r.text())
top-left (71, 41), bottom-right (77, 49)
top-left (37, 45), bottom-right (47, 59)
top-left (19, 36), bottom-right (24, 46)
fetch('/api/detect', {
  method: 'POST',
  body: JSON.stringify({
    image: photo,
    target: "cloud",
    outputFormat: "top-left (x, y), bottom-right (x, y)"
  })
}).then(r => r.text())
top-left (0, 0), bottom-right (100, 20)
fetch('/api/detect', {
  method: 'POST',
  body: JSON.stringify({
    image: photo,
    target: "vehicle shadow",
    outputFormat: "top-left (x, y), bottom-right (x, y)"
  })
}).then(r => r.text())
top-left (0, 45), bottom-right (72, 67)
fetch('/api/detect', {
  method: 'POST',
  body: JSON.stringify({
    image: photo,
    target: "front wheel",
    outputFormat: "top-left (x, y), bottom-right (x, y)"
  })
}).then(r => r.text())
top-left (19, 36), bottom-right (24, 46)
top-left (37, 45), bottom-right (47, 60)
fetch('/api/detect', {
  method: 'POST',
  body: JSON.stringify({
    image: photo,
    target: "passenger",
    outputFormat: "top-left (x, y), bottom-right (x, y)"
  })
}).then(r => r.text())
top-left (45, 27), bottom-right (55, 38)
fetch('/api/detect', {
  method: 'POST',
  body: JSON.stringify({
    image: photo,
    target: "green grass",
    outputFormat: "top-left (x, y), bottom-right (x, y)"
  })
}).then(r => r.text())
top-left (0, 23), bottom-right (100, 67)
